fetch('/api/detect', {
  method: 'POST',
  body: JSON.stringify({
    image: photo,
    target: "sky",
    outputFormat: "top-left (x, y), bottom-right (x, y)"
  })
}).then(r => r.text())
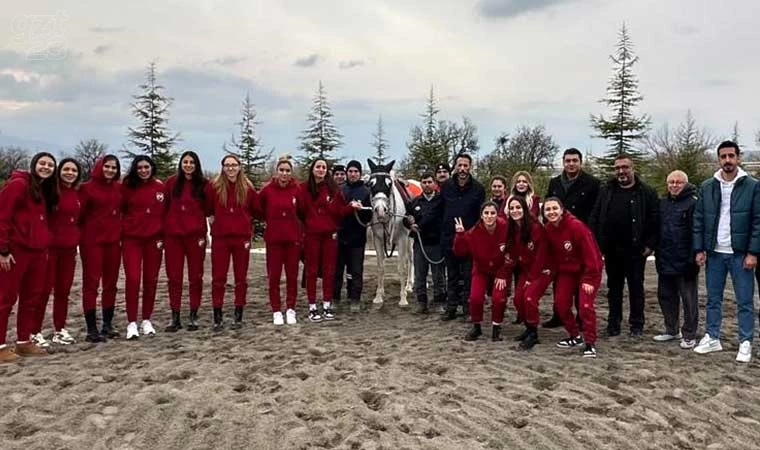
top-left (1, 0), bottom-right (759, 171)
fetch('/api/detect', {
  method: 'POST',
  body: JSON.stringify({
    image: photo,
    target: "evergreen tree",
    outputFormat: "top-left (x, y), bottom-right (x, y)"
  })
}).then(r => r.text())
top-left (731, 121), bottom-right (741, 147)
top-left (73, 138), bottom-right (107, 180)
top-left (371, 115), bottom-right (389, 165)
top-left (402, 86), bottom-right (447, 176)
top-left (299, 81), bottom-right (343, 168)
top-left (225, 92), bottom-right (271, 185)
top-left (124, 61), bottom-right (180, 178)
top-left (590, 23), bottom-right (650, 174)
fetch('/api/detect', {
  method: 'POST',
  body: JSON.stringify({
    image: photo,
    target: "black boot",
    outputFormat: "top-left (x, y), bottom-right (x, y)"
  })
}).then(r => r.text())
top-left (101, 307), bottom-right (118, 339)
top-left (492, 324), bottom-right (503, 342)
top-left (542, 312), bottom-right (563, 328)
top-left (416, 293), bottom-right (429, 314)
top-left (231, 306), bottom-right (243, 330)
top-left (187, 309), bottom-right (199, 331)
top-left (213, 308), bottom-right (224, 332)
top-left (514, 327), bottom-right (530, 342)
top-left (464, 323), bottom-right (482, 341)
top-left (518, 327), bottom-right (539, 351)
top-left (85, 310), bottom-right (104, 343)
top-left (440, 307), bottom-right (458, 321)
top-left (165, 310), bottom-right (182, 332)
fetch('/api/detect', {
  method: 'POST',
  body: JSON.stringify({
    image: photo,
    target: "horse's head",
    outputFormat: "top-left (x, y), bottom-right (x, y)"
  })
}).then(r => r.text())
top-left (367, 159), bottom-right (396, 220)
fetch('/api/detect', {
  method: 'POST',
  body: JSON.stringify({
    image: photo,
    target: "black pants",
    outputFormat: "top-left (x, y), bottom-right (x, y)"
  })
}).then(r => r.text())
top-left (657, 273), bottom-right (698, 340)
top-left (605, 248), bottom-right (647, 332)
top-left (334, 243), bottom-right (365, 301)
top-left (413, 239), bottom-right (445, 302)
top-left (445, 249), bottom-right (472, 311)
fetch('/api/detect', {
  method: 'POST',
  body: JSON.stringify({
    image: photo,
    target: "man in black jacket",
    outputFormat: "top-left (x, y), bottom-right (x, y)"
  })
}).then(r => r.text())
top-left (590, 153), bottom-right (660, 337)
top-left (403, 172), bottom-right (445, 314)
top-left (335, 160), bottom-right (372, 311)
top-left (440, 154), bottom-right (486, 320)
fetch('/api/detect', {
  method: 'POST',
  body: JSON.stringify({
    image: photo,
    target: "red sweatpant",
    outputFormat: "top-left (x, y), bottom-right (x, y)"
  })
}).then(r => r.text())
top-left (555, 273), bottom-right (598, 344)
top-left (39, 247), bottom-right (77, 332)
top-left (0, 247), bottom-right (47, 345)
top-left (123, 237), bottom-right (163, 323)
top-left (165, 235), bottom-right (206, 311)
top-left (304, 233), bottom-right (338, 304)
top-left (266, 242), bottom-right (301, 312)
top-left (514, 273), bottom-right (553, 328)
top-left (469, 270), bottom-right (507, 324)
top-left (81, 241), bottom-right (121, 312)
top-left (211, 236), bottom-right (251, 308)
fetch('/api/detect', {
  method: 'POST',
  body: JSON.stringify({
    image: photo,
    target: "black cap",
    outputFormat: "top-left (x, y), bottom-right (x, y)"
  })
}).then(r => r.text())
top-left (435, 163), bottom-right (450, 172)
top-left (332, 164), bottom-right (346, 173)
top-left (346, 160), bottom-right (362, 173)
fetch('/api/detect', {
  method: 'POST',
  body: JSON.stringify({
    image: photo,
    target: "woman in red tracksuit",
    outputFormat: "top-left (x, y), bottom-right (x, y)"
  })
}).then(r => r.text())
top-left (453, 201), bottom-right (509, 342)
top-left (206, 154), bottom-right (260, 332)
top-left (121, 155), bottom-right (166, 340)
top-left (259, 156), bottom-right (303, 326)
top-left (79, 155), bottom-right (122, 342)
top-left (543, 197), bottom-right (603, 358)
top-left (163, 151), bottom-right (208, 332)
top-left (509, 171), bottom-right (541, 219)
top-left (36, 158), bottom-right (82, 347)
top-left (502, 195), bottom-right (553, 351)
top-left (299, 158), bottom-right (361, 323)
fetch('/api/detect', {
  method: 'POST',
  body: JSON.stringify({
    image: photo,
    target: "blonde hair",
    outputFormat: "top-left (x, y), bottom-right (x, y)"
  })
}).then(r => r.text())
top-left (213, 154), bottom-right (253, 207)
top-left (510, 171), bottom-right (535, 208)
top-left (276, 153), bottom-right (294, 170)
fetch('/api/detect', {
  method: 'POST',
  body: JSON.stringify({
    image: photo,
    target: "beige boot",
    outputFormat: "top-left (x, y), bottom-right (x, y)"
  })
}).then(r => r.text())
top-left (0, 346), bottom-right (19, 363)
top-left (15, 341), bottom-right (49, 357)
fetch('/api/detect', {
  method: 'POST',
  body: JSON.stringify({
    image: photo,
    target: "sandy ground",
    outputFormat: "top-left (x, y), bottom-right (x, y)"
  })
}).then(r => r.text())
top-left (2, 256), bottom-right (760, 450)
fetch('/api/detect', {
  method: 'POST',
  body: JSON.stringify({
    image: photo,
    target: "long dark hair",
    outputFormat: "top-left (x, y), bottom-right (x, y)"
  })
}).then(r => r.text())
top-left (29, 152), bottom-right (59, 214)
top-left (173, 150), bottom-right (206, 200)
top-left (124, 155), bottom-right (156, 188)
top-left (57, 157), bottom-right (82, 189)
top-left (307, 158), bottom-right (337, 200)
top-left (506, 195), bottom-right (534, 246)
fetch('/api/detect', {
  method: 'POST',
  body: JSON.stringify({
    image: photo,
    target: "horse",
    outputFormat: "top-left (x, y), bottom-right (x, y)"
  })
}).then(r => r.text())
top-left (365, 159), bottom-right (414, 307)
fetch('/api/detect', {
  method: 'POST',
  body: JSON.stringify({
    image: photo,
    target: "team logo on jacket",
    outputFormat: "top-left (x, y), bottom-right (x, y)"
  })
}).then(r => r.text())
top-left (198, 238), bottom-right (206, 248)
top-left (326, 195), bottom-right (332, 203)
top-left (564, 241), bottom-right (572, 251)
top-left (332, 232), bottom-right (338, 240)
top-left (499, 243), bottom-right (506, 252)
top-left (292, 196), bottom-right (297, 206)
top-left (244, 241), bottom-right (250, 250)
top-left (156, 192), bottom-right (164, 202)
top-left (156, 240), bottom-right (163, 249)
top-left (527, 242), bottom-right (534, 250)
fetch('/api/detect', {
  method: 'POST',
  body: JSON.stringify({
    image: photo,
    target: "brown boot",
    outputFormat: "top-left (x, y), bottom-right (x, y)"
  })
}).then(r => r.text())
top-left (15, 342), bottom-right (49, 357)
top-left (0, 347), bottom-right (19, 363)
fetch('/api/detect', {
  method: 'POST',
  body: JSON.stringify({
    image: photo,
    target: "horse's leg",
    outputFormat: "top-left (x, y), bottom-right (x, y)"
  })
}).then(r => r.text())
top-left (372, 228), bottom-right (385, 304)
top-left (397, 233), bottom-right (409, 307)
top-left (405, 237), bottom-right (414, 294)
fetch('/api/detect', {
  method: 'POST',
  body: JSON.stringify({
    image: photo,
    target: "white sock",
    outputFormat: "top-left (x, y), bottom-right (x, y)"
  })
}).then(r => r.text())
top-left (309, 304), bottom-right (317, 311)
top-left (323, 301), bottom-right (331, 309)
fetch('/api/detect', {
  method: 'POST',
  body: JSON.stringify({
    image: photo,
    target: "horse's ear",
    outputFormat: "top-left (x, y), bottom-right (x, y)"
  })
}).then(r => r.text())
top-left (367, 159), bottom-right (378, 173)
top-left (386, 160), bottom-right (395, 172)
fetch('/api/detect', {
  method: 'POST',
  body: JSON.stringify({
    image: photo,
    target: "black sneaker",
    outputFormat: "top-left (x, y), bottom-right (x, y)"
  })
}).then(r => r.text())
top-left (556, 336), bottom-right (583, 348)
top-left (491, 325), bottom-right (503, 342)
top-left (464, 324), bottom-right (482, 341)
top-left (604, 327), bottom-right (621, 338)
top-left (440, 309), bottom-right (457, 321)
top-left (309, 309), bottom-right (323, 323)
top-left (583, 343), bottom-right (597, 358)
top-left (518, 328), bottom-right (539, 351)
top-left (323, 308), bottom-right (335, 321)
top-left (629, 329), bottom-right (643, 339)
top-left (514, 328), bottom-right (530, 342)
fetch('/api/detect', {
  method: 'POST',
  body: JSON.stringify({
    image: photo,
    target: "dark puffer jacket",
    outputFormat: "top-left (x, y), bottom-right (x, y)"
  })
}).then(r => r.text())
top-left (440, 175), bottom-right (486, 250)
top-left (338, 180), bottom-right (371, 247)
top-left (656, 183), bottom-right (698, 276)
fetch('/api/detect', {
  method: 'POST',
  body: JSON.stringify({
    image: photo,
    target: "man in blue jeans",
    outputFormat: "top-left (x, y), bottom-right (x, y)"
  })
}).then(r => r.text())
top-left (693, 140), bottom-right (760, 363)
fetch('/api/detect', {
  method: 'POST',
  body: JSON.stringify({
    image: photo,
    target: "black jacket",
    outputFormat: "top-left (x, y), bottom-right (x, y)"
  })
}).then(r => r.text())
top-left (338, 180), bottom-right (371, 247)
top-left (403, 192), bottom-right (444, 246)
top-left (546, 170), bottom-right (600, 224)
top-left (656, 183), bottom-right (698, 276)
top-left (589, 175), bottom-right (660, 254)
top-left (440, 175), bottom-right (486, 250)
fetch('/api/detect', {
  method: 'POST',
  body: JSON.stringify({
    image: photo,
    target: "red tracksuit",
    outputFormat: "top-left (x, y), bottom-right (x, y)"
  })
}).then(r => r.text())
top-left (453, 218), bottom-right (509, 324)
top-left (508, 193), bottom-right (541, 219)
top-left (121, 178), bottom-right (166, 323)
top-left (0, 171), bottom-right (52, 345)
top-left (40, 183), bottom-right (81, 332)
top-left (79, 160), bottom-right (122, 313)
top-left (503, 221), bottom-right (554, 327)
top-left (545, 212), bottom-right (603, 344)
top-left (259, 178), bottom-right (303, 312)
top-left (299, 182), bottom-right (353, 304)
top-left (163, 175), bottom-right (208, 312)
top-left (206, 181), bottom-right (260, 308)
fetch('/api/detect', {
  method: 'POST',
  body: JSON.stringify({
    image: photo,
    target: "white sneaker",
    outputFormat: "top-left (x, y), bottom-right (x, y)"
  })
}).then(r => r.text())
top-left (679, 339), bottom-right (696, 349)
top-left (653, 332), bottom-right (682, 342)
top-left (52, 329), bottom-right (76, 345)
top-left (736, 340), bottom-right (752, 363)
top-left (126, 322), bottom-right (139, 340)
top-left (273, 312), bottom-right (284, 326)
top-left (141, 320), bottom-right (156, 336)
top-left (693, 334), bottom-right (722, 354)
top-left (286, 309), bottom-right (297, 325)
top-left (30, 333), bottom-right (51, 348)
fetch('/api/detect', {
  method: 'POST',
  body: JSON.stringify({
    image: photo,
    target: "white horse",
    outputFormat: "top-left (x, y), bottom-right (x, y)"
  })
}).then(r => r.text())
top-left (365, 159), bottom-right (414, 307)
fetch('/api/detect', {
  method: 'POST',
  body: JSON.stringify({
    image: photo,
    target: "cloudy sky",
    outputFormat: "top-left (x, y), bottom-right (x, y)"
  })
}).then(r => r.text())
top-left (1, 0), bottom-right (759, 170)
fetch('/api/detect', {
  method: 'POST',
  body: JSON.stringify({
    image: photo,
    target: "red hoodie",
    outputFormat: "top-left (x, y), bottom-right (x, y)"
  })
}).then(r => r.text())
top-left (0, 171), bottom-right (52, 253)
top-left (121, 178), bottom-right (166, 239)
top-left (453, 217), bottom-right (508, 278)
top-left (79, 158), bottom-right (122, 245)
top-left (504, 220), bottom-right (553, 281)
top-left (163, 175), bottom-right (208, 237)
top-left (259, 177), bottom-right (304, 244)
top-left (205, 180), bottom-right (260, 239)
top-left (50, 183), bottom-right (81, 248)
top-left (298, 182), bottom-right (353, 235)
top-left (545, 212), bottom-right (603, 285)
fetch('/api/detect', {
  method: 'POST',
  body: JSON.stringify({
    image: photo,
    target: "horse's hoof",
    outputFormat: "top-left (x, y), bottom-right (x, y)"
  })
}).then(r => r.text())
top-left (372, 298), bottom-right (384, 305)
top-left (398, 301), bottom-right (409, 308)
top-left (371, 303), bottom-right (384, 311)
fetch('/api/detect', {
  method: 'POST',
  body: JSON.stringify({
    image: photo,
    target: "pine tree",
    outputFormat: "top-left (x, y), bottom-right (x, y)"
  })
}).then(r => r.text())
top-left (299, 81), bottom-right (343, 168)
top-left (225, 92), bottom-right (271, 185)
top-left (124, 61), bottom-right (180, 178)
top-left (731, 121), bottom-right (741, 147)
top-left (370, 116), bottom-right (389, 165)
top-left (402, 86), bottom-right (447, 176)
top-left (590, 23), bottom-right (650, 174)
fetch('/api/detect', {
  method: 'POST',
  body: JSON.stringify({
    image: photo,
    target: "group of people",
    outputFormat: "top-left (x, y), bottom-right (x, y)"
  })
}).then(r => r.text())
top-left (1, 140), bottom-right (758, 363)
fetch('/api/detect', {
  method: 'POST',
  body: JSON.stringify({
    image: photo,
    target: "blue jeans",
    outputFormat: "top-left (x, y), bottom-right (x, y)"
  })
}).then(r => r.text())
top-left (705, 252), bottom-right (755, 342)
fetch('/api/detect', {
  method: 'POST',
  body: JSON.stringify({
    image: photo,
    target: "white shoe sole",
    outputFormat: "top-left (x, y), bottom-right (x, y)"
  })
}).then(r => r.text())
top-left (694, 344), bottom-right (722, 354)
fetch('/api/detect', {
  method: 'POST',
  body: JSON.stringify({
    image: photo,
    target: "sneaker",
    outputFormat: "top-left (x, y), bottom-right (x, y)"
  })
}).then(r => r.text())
top-left (286, 309), bottom-right (297, 325)
top-left (629, 329), bottom-right (644, 339)
top-left (583, 343), bottom-right (597, 358)
top-left (556, 336), bottom-right (583, 348)
top-left (693, 334), bottom-right (722, 354)
top-left (15, 341), bottom-right (49, 357)
top-left (323, 302), bottom-right (335, 320)
top-left (679, 339), bottom-right (696, 349)
top-left (30, 333), bottom-right (51, 348)
top-left (141, 320), bottom-right (156, 336)
top-left (52, 329), bottom-right (76, 345)
top-left (653, 332), bottom-right (682, 342)
top-left (736, 340), bottom-right (752, 363)
top-left (0, 346), bottom-right (18, 363)
top-left (126, 322), bottom-right (139, 340)
top-left (309, 309), bottom-right (323, 323)
top-left (273, 312), bottom-right (284, 326)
